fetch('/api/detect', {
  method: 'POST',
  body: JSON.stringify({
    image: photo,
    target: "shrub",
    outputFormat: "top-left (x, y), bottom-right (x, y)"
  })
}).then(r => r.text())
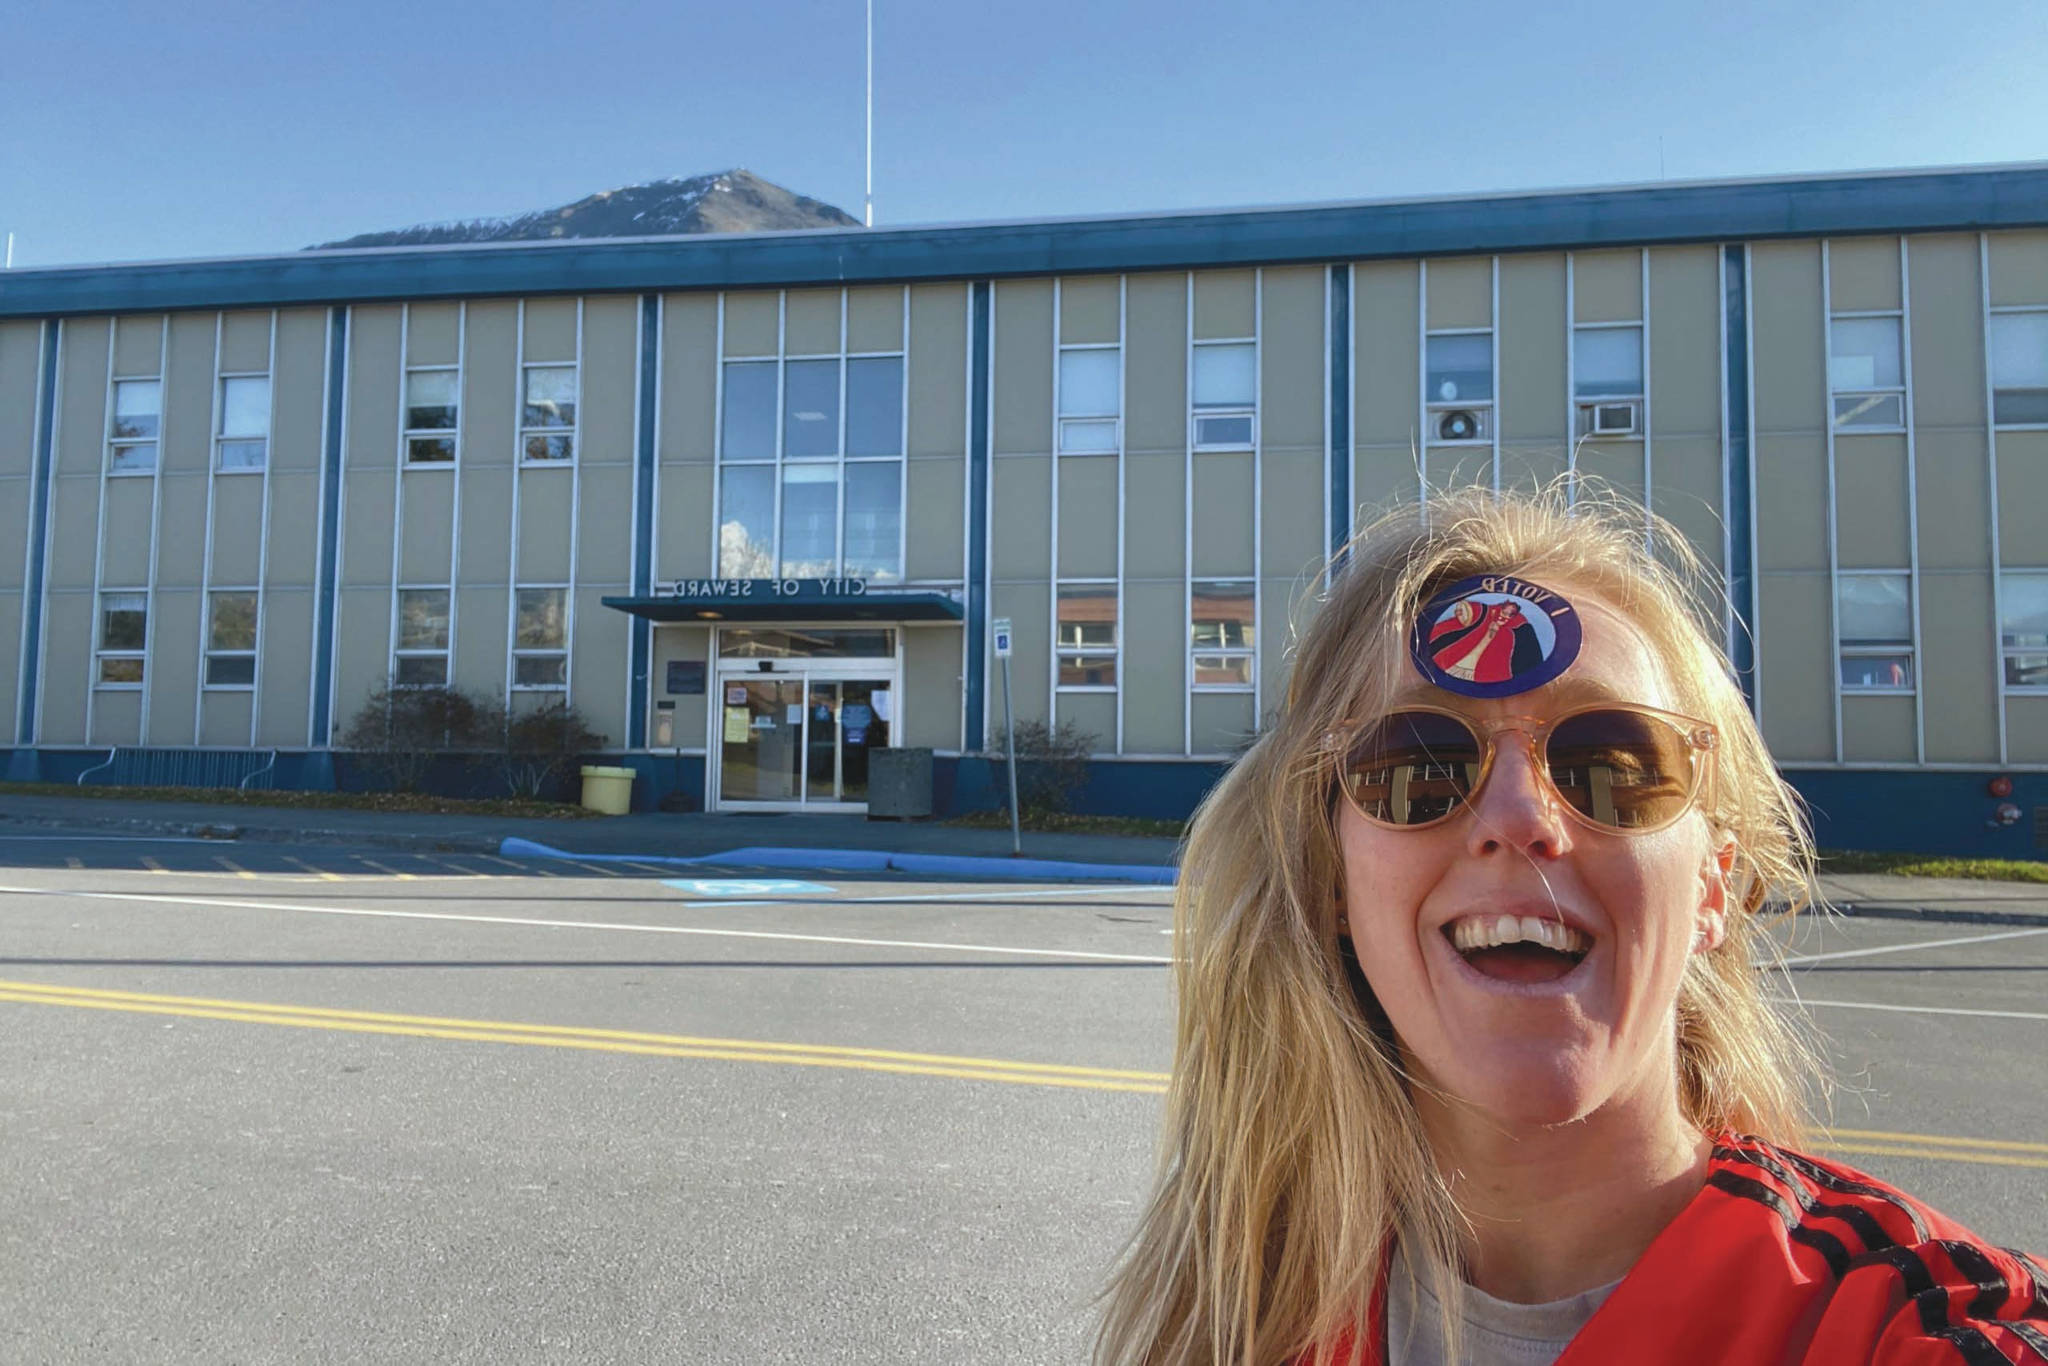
top-left (499, 699), bottom-right (608, 800)
top-left (1003, 718), bottom-right (1097, 815)
top-left (339, 682), bottom-right (500, 793)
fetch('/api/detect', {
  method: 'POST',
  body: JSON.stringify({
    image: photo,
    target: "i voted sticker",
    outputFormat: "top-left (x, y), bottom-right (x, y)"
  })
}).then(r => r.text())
top-left (1409, 573), bottom-right (1582, 698)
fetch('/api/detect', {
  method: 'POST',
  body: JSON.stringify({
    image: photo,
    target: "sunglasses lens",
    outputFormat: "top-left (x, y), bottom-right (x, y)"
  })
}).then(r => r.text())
top-left (1340, 711), bottom-right (1483, 826)
top-left (1545, 708), bottom-right (1698, 830)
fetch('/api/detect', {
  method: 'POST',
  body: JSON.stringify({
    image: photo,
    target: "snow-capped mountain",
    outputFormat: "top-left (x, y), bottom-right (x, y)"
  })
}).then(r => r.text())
top-left (309, 170), bottom-right (860, 250)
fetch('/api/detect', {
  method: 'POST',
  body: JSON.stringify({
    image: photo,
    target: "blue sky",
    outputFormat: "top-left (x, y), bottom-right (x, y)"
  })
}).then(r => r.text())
top-left (5, 0), bottom-right (2044, 266)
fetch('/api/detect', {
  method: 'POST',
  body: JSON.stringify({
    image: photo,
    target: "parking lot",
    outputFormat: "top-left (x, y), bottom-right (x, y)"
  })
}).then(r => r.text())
top-left (2, 832), bottom-right (2042, 1364)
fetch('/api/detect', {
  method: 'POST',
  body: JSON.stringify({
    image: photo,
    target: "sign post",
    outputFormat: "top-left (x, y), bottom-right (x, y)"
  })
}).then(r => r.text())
top-left (992, 617), bottom-right (1021, 856)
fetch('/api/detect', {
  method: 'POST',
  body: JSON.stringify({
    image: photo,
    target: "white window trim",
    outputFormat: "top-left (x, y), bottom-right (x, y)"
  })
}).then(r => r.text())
top-left (1998, 569), bottom-right (2048, 693)
top-left (1569, 320), bottom-right (1646, 438)
top-left (214, 370), bottom-right (271, 474)
top-left (95, 589), bottom-right (148, 690)
top-left (1987, 304), bottom-right (2048, 431)
top-left (1827, 309), bottom-right (1908, 434)
top-left (518, 360), bottom-right (580, 466)
top-left (402, 363), bottom-right (461, 467)
top-left (1835, 569), bottom-right (1918, 696)
top-left (1055, 339), bottom-right (1123, 457)
top-left (203, 588), bottom-right (261, 691)
top-left (1189, 578), bottom-right (1256, 694)
top-left (393, 585), bottom-right (453, 689)
top-left (1054, 578), bottom-right (1120, 693)
top-left (1422, 324), bottom-right (1495, 448)
top-left (1190, 336), bottom-right (1257, 452)
top-left (511, 584), bottom-right (571, 691)
top-left (106, 375), bottom-right (163, 476)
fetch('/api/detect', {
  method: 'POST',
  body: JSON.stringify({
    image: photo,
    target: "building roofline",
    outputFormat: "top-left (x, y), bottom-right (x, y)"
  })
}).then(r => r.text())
top-left (4, 162), bottom-right (2046, 319)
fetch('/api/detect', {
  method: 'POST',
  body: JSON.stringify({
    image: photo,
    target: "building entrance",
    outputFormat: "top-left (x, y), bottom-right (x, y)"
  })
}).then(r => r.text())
top-left (709, 628), bottom-right (897, 813)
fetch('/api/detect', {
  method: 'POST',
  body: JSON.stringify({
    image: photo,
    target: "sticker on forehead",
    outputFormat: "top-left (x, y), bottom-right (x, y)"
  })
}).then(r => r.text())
top-left (1409, 573), bottom-right (1583, 698)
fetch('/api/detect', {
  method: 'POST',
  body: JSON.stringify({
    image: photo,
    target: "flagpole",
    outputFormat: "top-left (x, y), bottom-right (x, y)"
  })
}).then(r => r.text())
top-left (864, 0), bottom-right (874, 227)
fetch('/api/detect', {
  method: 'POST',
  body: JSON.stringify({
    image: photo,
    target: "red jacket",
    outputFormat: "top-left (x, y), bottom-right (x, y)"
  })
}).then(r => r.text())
top-left (1310, 1136), bottom-right (2048, 1365)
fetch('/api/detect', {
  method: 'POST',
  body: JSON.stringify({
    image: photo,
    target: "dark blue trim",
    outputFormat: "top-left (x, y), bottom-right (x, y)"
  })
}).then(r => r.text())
top-left (600, 591), bottom-right (962, 622)
top-left (14, 320), bottom-right (58, 745)
top-left (1723, 245), bottom-right (1756, 711)
top-left (627, 295), bottom-right (658, 750)
top-left (7, 167), bottom-right (2047, 319)
top-left (1328, 264), bottom-right (1351, 558)
top-left (308, 307), bottom-right (347, 746)
top-left (964, 281), bottom-right (991, 751)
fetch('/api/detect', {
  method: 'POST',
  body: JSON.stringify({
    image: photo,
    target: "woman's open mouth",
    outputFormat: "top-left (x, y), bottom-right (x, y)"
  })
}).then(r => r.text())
top-left (1443, 914), bottom-right (1591, 985)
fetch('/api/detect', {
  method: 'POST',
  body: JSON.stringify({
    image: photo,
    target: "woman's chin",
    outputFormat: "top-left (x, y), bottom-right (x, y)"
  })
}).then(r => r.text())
top-left (1431, 1058), bottom-right (1606, 1130)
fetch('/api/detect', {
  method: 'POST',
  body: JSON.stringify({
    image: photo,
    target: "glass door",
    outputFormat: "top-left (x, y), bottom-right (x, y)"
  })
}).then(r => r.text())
top-left (836, 679), bottom-right (890, 803)
top-left (719, 679), bottom-right (804, 803)
top-left (712, 662), bottom-right (897, 811)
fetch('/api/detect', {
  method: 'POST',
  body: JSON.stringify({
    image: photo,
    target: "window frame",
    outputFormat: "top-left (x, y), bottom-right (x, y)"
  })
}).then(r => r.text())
top-left (518, 361), bottom-right (578, 466)
top-left (1056, 342), bottom-right (1122, 456)
top-left (1998, 569), bottom-right (2048, 693)
top-left (106, 376), bottom-right (162, 476)
top-left (95, 590), bottom-right (148, 689)
top-left (1835, 569), bottom-right (1917, 695)
top-left (1054, 581), bottom-right (1120, 692)
top-left (511, 585), bottom-right (570, 691)
top-left (1190, 339), bottom-right (1257, 452)
top-left (393, 585), bottom-right (453, 689)
top-left (1570, 322), bottom-right (1645, 439)
top-left (403, 364), bottom-right (461, 466)
top-left (1988, 306), bottom-right (2048, 431)
top-left (1827, 311), bottom-right (1908, 434)
top-left (1423, 327), bottom-right (1494, 447)
top-left (214, 372), bottom-right (271, 474)
top-left (203, 588), bottom-right (260, 690)
top-left (1189, 578), bottom-right (1256, 693)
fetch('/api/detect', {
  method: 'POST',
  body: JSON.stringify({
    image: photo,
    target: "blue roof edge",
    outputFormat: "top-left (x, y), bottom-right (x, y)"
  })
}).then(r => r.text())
top-left (5, 165), bottom-right (2046, 319)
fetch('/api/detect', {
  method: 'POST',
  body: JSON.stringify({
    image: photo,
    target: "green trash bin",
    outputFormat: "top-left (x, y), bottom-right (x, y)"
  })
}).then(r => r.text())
top-left (579, 765), bottom-right (636, 816)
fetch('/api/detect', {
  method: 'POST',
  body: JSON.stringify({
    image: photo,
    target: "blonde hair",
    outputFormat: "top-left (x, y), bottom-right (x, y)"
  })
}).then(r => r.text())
top-left (1095, 480), bottom-right (1823, 1366)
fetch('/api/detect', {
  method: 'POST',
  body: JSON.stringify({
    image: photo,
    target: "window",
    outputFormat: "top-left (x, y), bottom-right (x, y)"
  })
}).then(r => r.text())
top-left (1192, 342), bottom-right (1255, 449)
top-left (215, 376), bottom-right (270, 472)
top-left (2001, 572), bottom-right (2048, 690)
top-left (513, 587), bottom-right (567, 688)
top-left (404, 368), bottom-right (458, 464)
top-left (109, 379), bottom-right (160, 473)
top-left (783, 359), bottom-right (839, 459)
top-left (1058, 347), bottom-right (1119, 454)
top-left (1990, 311), bottom-right (2048, 427)
top-left (1828, 316), bottom-right (1905, 430)
top-left (96, 592), bottom-right (147, 685)
top-left (1425, 333), bottom-right (1492, 444)
top-left (721, 361), bottom-right (777, 462)
top-left (1837, 573), bottom-right (1914, 691)
top-left (394, 588), bottom-right (451, 687)
top-left (1056, 584), bottom-right (1117, 687)
top-left (1191, 580), bottom-right (1255, 689)
top-left (204, 591), bottom-right (258, 686)
top-left (1573, 326), bottom-right (1643, 437)
top-left (520, 364), bottom-right (576, 462)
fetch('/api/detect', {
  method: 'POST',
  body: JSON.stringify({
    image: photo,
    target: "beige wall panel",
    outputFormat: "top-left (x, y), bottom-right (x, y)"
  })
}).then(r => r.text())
top-left (1754, 435), bottom-right (1829, 571)
top-left (57, 318), bottom-right (110, 475)
top-left (1912, 429), bottom-right (1990, 572)
top-left (846, 286), bottom-right (904, 353)
top-left (101, 480), bottom-right (156, 586)
top-left (462, 300), bottom-right (518, 468)
top-left (990, 583), bottom-right (1049, 726)
top-left (0, 475), bottom-right (27, 588)
top-left (1124, 273), bottom-right (1187, 456)
top-left (516, 470), bottom-right (574, 583)
top-left (163, 311), bottom-right (216, 475)
top-left (1827, 237), bottom-right (1901, 311)
top-left (40, 591), bottom-right (91, 741)
top-left (783, 289), bottom-right (841, 355)
top-left (145, 587), bottom-right (200, 744)
top-left (1256, 576), bottom-right (1299, 721)
top-left (1755, 571), bottom-right (1833, 761)
top-left (453, 587), bottom-right (507, 695)
top-left (1261, 267), bottom-right (1324, 451)
top-left (457, 467), bottom-right (513, 584)
top-left (1499, 444), bottom-right (1568, 494)
top-left (521, 298), bottom-right (578, 364)
top-left (1649, 437), bottom-right (1727, 575)
top-left (0, 598), bottom-right (17, 727)
top-left (1499, 253), bottom-right (1566, 444)
top-left (1574, 440), bottom-right (1645, 504)
top-left (1121, 580), bottom-right (1185, 753)
top-left (993, 280), bottom-right (1054, 455)
top-left (1192, 451), bottom-right (1254, 577)
top-left (2008, 696), bottom-right (2048, 764)
top-left (344, 306), bottom-right (401, 471)
top-left (113, 316), bottom-right (164, 378)
top-left (656, 462), bottom-right (713, 580)
top-left (1191, 691), bottom-right (1255, 756)
top-left (1124, 452), bottom-right (1184, 579)
top-left (1572, 250), bottom-right (1641, 323)
top-left (901, 625), bottom-right (961, 750)
top-left (990, 456), bottom-right (1051, 579)
top-left (1840, 695), bottom-right (1915, 764)
top-left (659, 293), bottom-right (718, 465)
top-left (1059, 276), bottom-right (1121, 345)
top-left (649, 625), bottom-right (710, 748)
top-left (207, 478), bottom-right (266, 585)
top-left (907, 283), bottom-right (967, 458)
top-left (0, 321), bottom-right (41, 480)
top-left (1986, 231), bottom-right (2048, 307)
top-left (333, 587), bottom-right (392, 721)
top-left (1353, 451), bottom-right (1420, 524)
top-left (1917, 571), bottom-right (1999, 763)
top-left (577, 465), bottom-right (634, 585)
top-left (48, 476), bottom-right (101, 589)
top-left (1425, 445), bottom-right (1492, 495)
top-left (1907, 235), bottom-right (1989, 433)
top-left (570, 587), bottom-right (628, 743)
top-left (1649, 247), bottom-right (1723, 440)
top-left (1833, 435), bottom-right (1911, 568)
top-left (220, 311), bottom-right (273, 374)
top-left (1055, 690), bottom-right (1116, 753)
top-left (1355, 262), bottom-right (1420, 447)
top-left (91, 689), bottom-right (142, 745)
top-left (1425, 258), bottom-right (1491, 330)
top-left (405, 303), bottom-right (461, 366)
top-left (1262, 449), bottom-right (1324, 579)
top-left (582, 295), bottom-right (638, 471)
top-left (398, 472), bottom-right (455, 584)
top-left (1749, 243), bottom-right (1825, 433)
top-left (264, 471), bottom-right (320, 589)
top-left (256, 586), bottom-right (314, 747)
top-left (1056, 456), bottom-right (1118, 579)
top-left (199, 691), bottom-right (253, 748)
top-left (722, 291), bottom-right (779, 357)
top-left (272, 309), bottom-right (326, 474)
top-left (906, 458), bottom-right (964, 581)
top-left (154, 476), bottom-right (207, 587)
top-left (1194, 269), bottom-right (1257, 340)
top-left (340, 470), bottom-right (395, 588)
top-left (1998, 432), bottom-right (2048, 565)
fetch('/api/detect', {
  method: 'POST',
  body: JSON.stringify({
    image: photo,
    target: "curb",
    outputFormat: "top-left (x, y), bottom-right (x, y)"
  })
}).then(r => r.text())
top-left (0, 808), bottom-right (500, 855)
top-left (1823, 902), bottom-right (2048, 928)
top-left (497, 837), bottom-right (1179, 885)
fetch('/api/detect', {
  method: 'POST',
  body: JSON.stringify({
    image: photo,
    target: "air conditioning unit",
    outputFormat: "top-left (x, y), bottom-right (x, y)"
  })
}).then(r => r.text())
top-left (1580, 400), bottom-right (1641, 437)
top-left (1431, 407), bottom-right (1490, 443)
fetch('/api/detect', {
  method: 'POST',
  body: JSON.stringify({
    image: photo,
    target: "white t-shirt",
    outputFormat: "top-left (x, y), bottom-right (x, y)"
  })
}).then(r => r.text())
top-left (1384, 1242), bottom-right (1622, 1366)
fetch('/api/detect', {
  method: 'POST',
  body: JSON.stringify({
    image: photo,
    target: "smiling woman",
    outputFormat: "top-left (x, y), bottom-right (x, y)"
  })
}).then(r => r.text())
top-left (1095, 482), bottom-right (2048, 1366)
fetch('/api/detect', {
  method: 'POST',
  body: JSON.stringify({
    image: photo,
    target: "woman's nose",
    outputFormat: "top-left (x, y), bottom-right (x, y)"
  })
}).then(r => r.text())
top-left (1466, 731), bottom-right (1573, 859)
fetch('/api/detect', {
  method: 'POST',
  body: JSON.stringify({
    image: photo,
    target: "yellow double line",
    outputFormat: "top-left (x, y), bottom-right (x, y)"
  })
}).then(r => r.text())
top-left (0, 979), bottom-right (1169, 1094)
top-left (1817, 1129), bottom-right (2048, 1171)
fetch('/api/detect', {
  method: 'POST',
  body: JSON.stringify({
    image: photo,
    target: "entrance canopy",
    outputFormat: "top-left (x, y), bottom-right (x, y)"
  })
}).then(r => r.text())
top-left (603, 578), bottom-right (962, 624)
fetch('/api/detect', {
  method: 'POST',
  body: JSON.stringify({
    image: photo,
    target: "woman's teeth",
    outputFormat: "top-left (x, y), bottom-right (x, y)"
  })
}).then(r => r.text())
top-left (1447, 915), bottom-right (1590, 957)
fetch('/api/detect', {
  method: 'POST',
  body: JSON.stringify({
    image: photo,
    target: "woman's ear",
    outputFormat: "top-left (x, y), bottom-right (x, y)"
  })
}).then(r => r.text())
top-left (1694, 833), bottom-right (1737, 952)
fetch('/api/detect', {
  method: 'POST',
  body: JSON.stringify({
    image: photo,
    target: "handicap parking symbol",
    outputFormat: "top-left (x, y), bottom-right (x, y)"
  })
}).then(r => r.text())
top-left (662, 878), bottom-right (834, 898)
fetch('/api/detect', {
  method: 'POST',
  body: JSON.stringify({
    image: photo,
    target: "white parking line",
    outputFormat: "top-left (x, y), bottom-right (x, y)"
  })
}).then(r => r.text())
top-left (0, 834), bottom-right (217, 843)
top-left (1780, 924), bottom-right (2048, 967)
top-left (1773, 996), bottom-right (2048, 1023)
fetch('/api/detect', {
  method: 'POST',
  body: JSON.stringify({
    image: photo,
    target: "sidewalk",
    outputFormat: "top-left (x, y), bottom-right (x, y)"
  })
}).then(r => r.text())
top-left (2, 790), bottom-right (2044, 920)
